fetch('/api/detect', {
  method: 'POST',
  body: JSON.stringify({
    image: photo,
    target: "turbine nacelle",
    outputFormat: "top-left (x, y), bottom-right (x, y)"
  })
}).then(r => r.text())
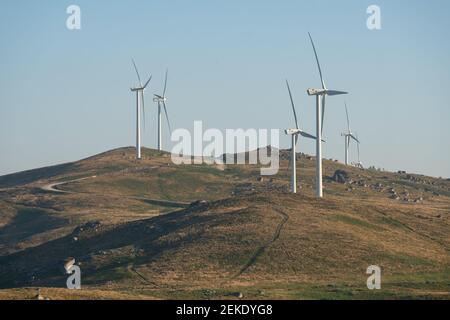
top-left (285, 128), bottom-right (301, 135)
top-left (153, 94), bottom-right (167, 102)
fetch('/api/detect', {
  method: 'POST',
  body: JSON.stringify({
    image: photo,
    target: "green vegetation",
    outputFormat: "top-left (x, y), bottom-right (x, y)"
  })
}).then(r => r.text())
top-left (0, 147), bottom-right (449, 300)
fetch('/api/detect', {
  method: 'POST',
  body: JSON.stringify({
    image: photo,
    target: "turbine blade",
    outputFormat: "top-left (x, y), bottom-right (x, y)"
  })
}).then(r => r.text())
top-left (299, 131), bottom-right (317, 140)
top-left (132, 59), bottom-right (142, 86)
top-left (326, 90), bottom-right (348, 96)
top-left (345, 102), bottom-right (350, 132)
top-left (350, 133), bottom-right (359, 143)
top-left (163, 68), bottom-right (168, 97)
top-left (162, 101), bottom-right (171, 132)
top-left (308, 32), bottom-right (326, 89)
top-left (143, 75), bottom-right (152, 89)
top-left (286, 80), bottom-right (299, 129)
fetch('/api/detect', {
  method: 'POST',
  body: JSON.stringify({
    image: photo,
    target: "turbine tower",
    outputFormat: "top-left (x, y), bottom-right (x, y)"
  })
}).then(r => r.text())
top-left (130, 59), bottom-right (152, 160)
top-left (306, 32), bottom-right (348, 198)
top-left (354, 133), bottom-right (363, 169)
top-left (153, 69), bottom-right (171, 151)
top-left (285, 80), bottom-right (318, 193)
top-left (341, 102), bottom-right (359, 165)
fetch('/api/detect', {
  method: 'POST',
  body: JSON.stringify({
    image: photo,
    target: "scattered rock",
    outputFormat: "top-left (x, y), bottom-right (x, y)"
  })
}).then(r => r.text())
top-left (73, 221), bottom-right (101, 235)
top-left (203, 289), bottom-right (216, 297)
top-left (331, 170), bottom-right (349, 184)
top-left (189, 200), bottom-right (209, 207)
top-left (63, 257), bottom-right (75, 274)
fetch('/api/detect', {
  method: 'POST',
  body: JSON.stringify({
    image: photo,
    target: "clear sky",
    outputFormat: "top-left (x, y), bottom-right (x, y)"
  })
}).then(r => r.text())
top-left (1, 0), bottom-right (449, 178)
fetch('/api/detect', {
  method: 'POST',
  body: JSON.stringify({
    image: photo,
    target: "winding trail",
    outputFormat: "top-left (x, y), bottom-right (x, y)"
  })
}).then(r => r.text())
top-left (41, 176), bottom-right (97, 193)
top-left (40, 175), bottom-right (190, 209)
top-left (231, 205), bottom-right (289, 279)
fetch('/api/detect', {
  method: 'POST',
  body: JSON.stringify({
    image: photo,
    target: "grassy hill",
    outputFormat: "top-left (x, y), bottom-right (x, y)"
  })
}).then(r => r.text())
top-left (0, 147), bottom-right (449, 299)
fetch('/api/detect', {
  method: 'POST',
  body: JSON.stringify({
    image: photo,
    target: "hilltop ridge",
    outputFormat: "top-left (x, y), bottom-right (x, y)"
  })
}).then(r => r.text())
top-left (0, 147), bottom-right (449, 299)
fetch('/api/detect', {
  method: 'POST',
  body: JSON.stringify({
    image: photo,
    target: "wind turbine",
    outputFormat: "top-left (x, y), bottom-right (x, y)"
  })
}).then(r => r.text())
top-left (306, 32), bottom-right (348, 198)
top-left (130, 59), bottom-right (152, 160)
top-left (153, 69), bottom-right (171, 151)
top-left (341, 102), bottom-right (359, 165)
top-left (354, 133), bottom-right (363, 169)
top-left (285, 80), bottom-right (318, 193)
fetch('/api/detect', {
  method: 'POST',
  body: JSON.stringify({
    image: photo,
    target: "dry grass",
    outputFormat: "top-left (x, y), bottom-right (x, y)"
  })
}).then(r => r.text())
top-left (0, 147), bottom-right (449, 299)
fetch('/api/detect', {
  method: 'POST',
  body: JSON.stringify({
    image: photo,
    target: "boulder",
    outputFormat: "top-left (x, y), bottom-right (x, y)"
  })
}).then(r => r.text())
top-left (331, 170), bottom-right (349, 184)
top-left (189, 200), bottom-right (209, 207)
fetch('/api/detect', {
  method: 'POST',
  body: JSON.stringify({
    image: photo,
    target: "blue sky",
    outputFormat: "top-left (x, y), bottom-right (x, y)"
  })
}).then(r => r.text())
top-left (1, 0), bottom-right (449, 177)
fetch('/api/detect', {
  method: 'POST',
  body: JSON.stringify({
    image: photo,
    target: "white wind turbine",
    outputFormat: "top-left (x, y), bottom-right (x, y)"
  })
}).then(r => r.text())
top-left (306, 32), bottom-right (348, 198)
top-left (130, 59), bottom-right (152, 160)
top-left (153, 69), bottom-right (171, 151)
top-left (341, 102), bottom-right (359, 165)
top-left (354, 132), bottom-right (364, 169)
top-left (285, 80), bottom-right (319, 193)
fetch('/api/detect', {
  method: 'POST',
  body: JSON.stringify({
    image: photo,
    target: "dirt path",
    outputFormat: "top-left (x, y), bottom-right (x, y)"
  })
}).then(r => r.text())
top-left (231, 205), bottom-right (289, 279)
top-left (41, 175), bottom-right (191, 209)
top-left (41, 176), bottom-right (97, 193)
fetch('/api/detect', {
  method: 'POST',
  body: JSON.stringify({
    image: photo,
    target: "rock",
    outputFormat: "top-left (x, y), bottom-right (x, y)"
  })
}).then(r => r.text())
top-left (237, 292), bottom-right (243, 299)
top-left (257, 177), bottom-right (264, 182)
top-left (73, 221), bottom-right (101, 235)
top-left (189, 200), bottom-right (209, 207)
top-left (331, 170), bottom-right (349, 184)
top-left (73, 237), bottom-right (78, 242)
top-left (63, 257), bottom-right (76, 274)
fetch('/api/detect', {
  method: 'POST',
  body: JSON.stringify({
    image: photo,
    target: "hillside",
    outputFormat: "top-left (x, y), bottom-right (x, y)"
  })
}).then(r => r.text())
top-left (0, 147), bottom-right (449, 299)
